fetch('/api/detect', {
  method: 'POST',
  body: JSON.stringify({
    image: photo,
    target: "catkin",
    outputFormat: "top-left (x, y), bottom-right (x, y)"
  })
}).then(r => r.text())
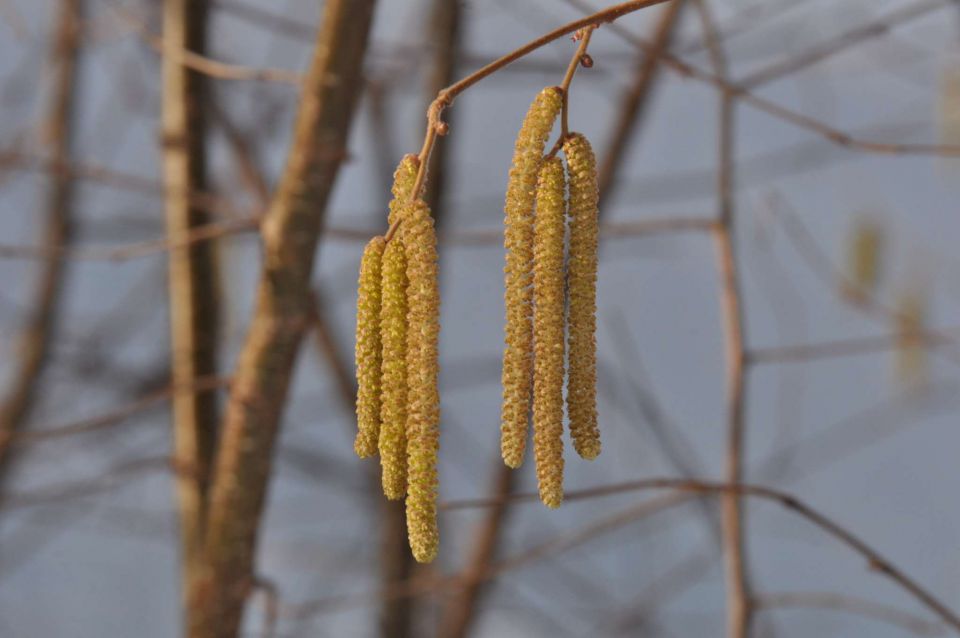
top-left (402, 200), bottom-right (441, 563)
top-left (501, 86), bottom-right (563, 469)
top-left (377, 154), bottom-right (424, 498)
top-left (354, 236), bottom-right (385, 458)
top-left (563, 133), bottom-right (601, 461)
top-left (532, 158), bottom-right (567, 508)
top-left (379, 237), bottom-right (409, 499)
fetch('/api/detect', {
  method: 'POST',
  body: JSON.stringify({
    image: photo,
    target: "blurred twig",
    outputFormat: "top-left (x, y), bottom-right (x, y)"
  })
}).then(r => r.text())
top-left (0, 0), bottom-right (83, 494)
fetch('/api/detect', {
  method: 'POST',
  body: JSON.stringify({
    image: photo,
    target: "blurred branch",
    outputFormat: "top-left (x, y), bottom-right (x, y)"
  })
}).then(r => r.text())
top-left (740, 0), bottom-right (948, 88)
top-left (442, 477), bottom-right (960, 634)
top-left (562, 0), bottom-right (960, 157)
top-left (597, 0), bottom-right (685, 208)
top-left (754, 591), bottom-right (946, 636)
top-left (161, 0), bottom-right (220, 611)
top-left (0, 0), bottom-right (83, 493)
top-left (693, 1), bottom-right (752, 635)
top-left (438, 459), bottom-right (515, 638)
top-left (188, 2), bottom-right (377, 637)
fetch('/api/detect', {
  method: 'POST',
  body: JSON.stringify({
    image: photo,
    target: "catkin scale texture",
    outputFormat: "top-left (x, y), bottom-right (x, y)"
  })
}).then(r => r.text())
top-left (402, 200), bottom-right (441, 563)
top-left (501, 87), bottom-right (562, 469)
top-left (389, 154), bottom-right (420, 226)
top-left (354, 237), bottom-right (385, 458)
top-left (379, 238), bottom-right (409, 499)
top-left (563, 133), bottom-right (601, 461)
top-left (532, 158), bottom-right (567, 508)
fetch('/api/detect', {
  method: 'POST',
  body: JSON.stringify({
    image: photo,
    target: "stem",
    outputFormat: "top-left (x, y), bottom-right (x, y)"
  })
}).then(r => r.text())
top-left (385, 0), bottom-right (673, 240)
top-left (560, 26), bottom-right (595, 139)
top-left (162, 0), bottom-right (220, 618)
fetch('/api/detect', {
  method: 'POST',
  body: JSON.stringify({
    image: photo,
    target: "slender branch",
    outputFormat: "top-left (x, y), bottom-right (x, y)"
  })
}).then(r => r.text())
top-left (560, 26), bottom-right (595, 139)
top-left (740, 0), bottom-right (948, 88)
top-left (161, 0), bottom-right (220, 617)
top-left (753, 591), bottom-right (947, 636)
top-left (438, 459), bottom-right (515, 638)
top-left (694, 1), bottom-right (752, 635)
top-left (0, 0), bottom-right (83, 493)
top-left (561, 0), bottom-right (960, 156)
top-left (440, 477), bottom-right (960, 634)
top-left (187, 2), bottom-right (377, 636)
top-left (383, 0), bottom-right (674, 242)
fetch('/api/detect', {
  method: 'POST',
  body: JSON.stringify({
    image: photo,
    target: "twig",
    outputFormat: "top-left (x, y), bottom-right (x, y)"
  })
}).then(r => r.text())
top-left (383, 0), bottom-right (675, 241)
top-left (753, 591), bottom-right (946, 636)
top-left (561, 0), bottom-right (960, 156)
top-left (0, 0), bottom-right (83, 493)
top-left (693, 0), bottom-right (752, 635)
top-left (161, 0), bottom-right (221, 616)
top-left (187, 2), bottom-right (377, 637)
top-left (440, 477), bottom-right (960, 634)
top-left (740, 0), bottom-right (948, 88)
top-left (438, 460), bottom-right (515, 638)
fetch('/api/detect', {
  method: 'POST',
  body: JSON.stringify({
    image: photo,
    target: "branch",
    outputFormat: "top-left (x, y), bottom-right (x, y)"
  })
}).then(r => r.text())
top-left (693, 0), bottom-right (752, 635)
top-left (441, 478), bottom-right (960, 634)
top-left (161, 0), bottom-right (220, 616)
top-left (0, 0), bottom-right (83, 492)
top-left (187, 2), bottom-right (377, 636)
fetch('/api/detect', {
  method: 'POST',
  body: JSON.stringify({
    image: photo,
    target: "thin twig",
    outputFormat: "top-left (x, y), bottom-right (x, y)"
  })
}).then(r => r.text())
top-left (440, 477), bottom-right (960, 634)
top-left (0, 0), bottom-right (83, 493)
top-left (161, 0), bottom-right (220, 617)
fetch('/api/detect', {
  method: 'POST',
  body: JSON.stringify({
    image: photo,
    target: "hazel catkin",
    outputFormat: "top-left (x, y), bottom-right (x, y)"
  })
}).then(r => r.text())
top-left (354, 236), bottom-right (385, 458)
top-left (532, 158), bottom-right (567, 508)
top-left (501, 86), bottom-right (563, 469)
top-left (402, 200), bottom-right (441, 563)
top-left (379, 237), bottom-right (409, 499)
top-left (563, 133), bottom-right (601, 461)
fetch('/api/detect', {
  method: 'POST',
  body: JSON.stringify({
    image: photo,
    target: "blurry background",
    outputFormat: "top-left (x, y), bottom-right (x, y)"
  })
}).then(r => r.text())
top-left (0, 0), bottom-right (959, 636)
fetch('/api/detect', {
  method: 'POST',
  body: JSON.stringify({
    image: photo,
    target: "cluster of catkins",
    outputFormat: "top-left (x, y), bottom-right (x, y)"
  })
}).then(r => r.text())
top-left (355, 155), bottom-right (441, 564)
top-left (501, 86), bottom-right (601, 509)
top-left (354, 86), bottom-right (602, 561)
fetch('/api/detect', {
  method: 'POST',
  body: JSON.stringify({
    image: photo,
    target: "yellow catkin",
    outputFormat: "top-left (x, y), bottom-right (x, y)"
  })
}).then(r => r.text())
top-left (501, 86), bottom-right (563, 469)
top-left (376, 154), bottom-right (424, 498)
top-left (563, 133), bottom-right (601, 461)
top-left (402, 200), bottom-right (441, 563)
top-left (532, 158), bottom-right (567, 508)
top-left (354, 236), bottom-right (385, 458)
top-left (379, 237), bottom-right (409, 500)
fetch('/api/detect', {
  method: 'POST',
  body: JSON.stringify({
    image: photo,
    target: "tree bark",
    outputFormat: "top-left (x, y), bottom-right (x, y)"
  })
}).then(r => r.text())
top-left (186, 2), bottom-right (377, 636)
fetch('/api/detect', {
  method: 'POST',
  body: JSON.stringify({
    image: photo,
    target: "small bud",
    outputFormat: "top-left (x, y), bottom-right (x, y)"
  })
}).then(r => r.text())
top-left (579, 53), bottom-right (594, 68)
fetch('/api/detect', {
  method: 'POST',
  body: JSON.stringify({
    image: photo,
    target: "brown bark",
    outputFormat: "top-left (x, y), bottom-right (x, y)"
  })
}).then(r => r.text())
top-left (161, 0), bottom-right (220, 610)
top-left (186, 1), bottom-right (378, 636)
top-left (0, 0), bottom-right (83, 490)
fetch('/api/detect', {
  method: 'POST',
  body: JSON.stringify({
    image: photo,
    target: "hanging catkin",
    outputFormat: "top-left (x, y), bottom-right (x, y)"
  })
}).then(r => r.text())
top-left (532, 158), bottom-right (567, 508)
top-left (501, 87), bottom-right (563, 469)
top-left (379, 237), bottom-right (409, 499)
top-left (376, 154), bottom-right (422, 498)
top-left (563, 133), bottom-right (601, 461)
top-left (402, 199), bottom-right (441, 563)
top-left (354, 236), bottom-right (385, 458)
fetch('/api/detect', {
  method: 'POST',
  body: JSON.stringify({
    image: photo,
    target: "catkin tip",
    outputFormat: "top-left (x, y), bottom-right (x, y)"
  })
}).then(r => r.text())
top-left (501, 87), bottom-right (563, 470)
